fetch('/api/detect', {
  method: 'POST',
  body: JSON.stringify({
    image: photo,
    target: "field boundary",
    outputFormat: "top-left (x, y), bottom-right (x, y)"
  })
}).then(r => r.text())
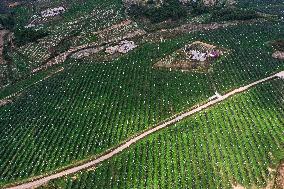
top-left (4, 71), bottom-right (284, 189)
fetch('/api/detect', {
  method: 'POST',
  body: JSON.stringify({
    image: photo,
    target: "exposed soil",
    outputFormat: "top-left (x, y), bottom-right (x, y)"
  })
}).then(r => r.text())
top-left (0, 30), bottom-right (9, 64)
top-left (0, 92), bottom-right (22, 107)
top-left (154, 41), bottom-right (227, 73)
top-left (275, 160), bottom-right (284, 189)
top-left (272, 51), bottom-right (284, 60)
top-left (0, 99), bottom-right (12, 107)
top-left (232, 183), bottom-right (245, 189)
top-left (32, 20), bottom-right (146, 73)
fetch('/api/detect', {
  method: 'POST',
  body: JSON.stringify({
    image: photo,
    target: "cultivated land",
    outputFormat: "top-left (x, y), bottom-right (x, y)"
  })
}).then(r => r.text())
top-left (40, 77), bottom-right (284, 189)
top-left (5, 71), bottom-right (284, 189)
top-left (0, 0), bottom-right (284, 189)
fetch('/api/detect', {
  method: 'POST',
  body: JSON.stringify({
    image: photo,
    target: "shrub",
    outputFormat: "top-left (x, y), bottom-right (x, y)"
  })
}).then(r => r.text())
top-left (14, 28), bottom-right (49, 46)
top-left (211, 8), bottom-right (259, 21)
top-left (0, 14), bottom-right (15, 30)
top-left (128, 0), bottom-right (188, 23)
top-left (270, 39), bottom-right (284, 51)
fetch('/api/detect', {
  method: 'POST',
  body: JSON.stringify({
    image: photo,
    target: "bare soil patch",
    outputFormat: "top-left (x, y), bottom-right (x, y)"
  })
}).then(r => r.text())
top-left (154, 41), bottom-right (228, 72)
top-left (0, 99), bottom-right (12, 107)
top-left (32, 20), bottom-right (146, 72)
top-left (275, 160), bottom-right (284, 189)
top-left (232, 183), bottom-right (245, 189)
top-left (272, 51), bottom-right (284, 60)
top-left (0, 93), bottom-right (22, 108)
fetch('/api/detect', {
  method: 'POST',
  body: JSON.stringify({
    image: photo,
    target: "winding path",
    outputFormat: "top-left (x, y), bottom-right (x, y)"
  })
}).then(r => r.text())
top-left (6, 71), bottom-right (284, 189)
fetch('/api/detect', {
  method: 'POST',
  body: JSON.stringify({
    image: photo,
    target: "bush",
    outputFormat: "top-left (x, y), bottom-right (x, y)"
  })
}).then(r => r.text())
top-left (0, 14), bottom-right (15, 30)
top-left (270, 40), bottom-right (284, 51)
top-left (190, 2), bottom-right (210, 16)
top-left (128, 0), bottom-right (188, 23)
top-left (14, 28), bottom-right (49, 46)
top-left (211, 8), bottom-right (259, 21)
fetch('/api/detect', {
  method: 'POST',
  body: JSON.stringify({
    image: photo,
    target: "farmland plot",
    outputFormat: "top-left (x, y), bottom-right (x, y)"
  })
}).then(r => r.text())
top-left (41, 79), bottom-right (284, 189)
top-left (0, 21), bottom-right (284, 187)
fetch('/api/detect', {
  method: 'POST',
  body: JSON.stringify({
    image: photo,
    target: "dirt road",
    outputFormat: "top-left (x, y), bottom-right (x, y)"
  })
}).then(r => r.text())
top-left (0, 30), bottom-right (8, 64)
top-left (5, 71), bottom-right (284, 189)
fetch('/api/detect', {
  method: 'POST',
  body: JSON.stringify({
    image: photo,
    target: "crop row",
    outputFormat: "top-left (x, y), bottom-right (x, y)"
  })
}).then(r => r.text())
top-left (0, 21), bottom-right (283, 186)
top-left (45, 79), bottom-right (284, 189)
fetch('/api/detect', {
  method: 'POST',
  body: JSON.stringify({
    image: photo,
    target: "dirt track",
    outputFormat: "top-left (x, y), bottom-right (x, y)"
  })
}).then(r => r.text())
top-left (5, 71), bottom-right (284, 189)
top-left (0, 30), bottom-right (8, 64)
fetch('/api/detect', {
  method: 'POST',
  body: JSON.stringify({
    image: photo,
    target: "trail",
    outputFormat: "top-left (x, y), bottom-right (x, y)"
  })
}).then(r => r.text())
top-left (0, 30), bottom-right (8, 64)
top-left (5, 71), bottom-right (284, 189)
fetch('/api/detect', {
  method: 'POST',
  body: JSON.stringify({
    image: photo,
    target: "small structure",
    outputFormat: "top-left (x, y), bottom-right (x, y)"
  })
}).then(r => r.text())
top-left (190, 50), bottom-right (207, 61)
top-left (41, 7), bottom-right (65, 18)
top-left (208, 50), bottom-right (220, 58)
top-left (276, 71), bottom-right (284, 79)
top-left (272, 51), bottom-right (284, 60)
top-left (208, 91), bottom-right (222, 101)
top-left (105, 40), bottom-right (137, 55)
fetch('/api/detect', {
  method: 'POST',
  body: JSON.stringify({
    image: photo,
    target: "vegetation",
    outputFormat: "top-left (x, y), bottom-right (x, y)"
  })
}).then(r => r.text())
top-left (270, 39), bottom-right (284, 51)
top-left (128, 0), bottom-right (188, 23)
top-left (0, 13), bottom-right (15, 30)
top-left (0, 21), bottom-right (284, 187)
top-left (211, 7), bottom-right (259, 21)
top-left (41, 79), bottom-right (284, 189)
top-left (14, 28), bottom-right (49, 46)
top-left (0, 1), bottom-right (284, 188)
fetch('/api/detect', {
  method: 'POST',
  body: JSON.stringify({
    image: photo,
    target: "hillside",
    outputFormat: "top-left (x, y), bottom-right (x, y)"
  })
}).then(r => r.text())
top-left (0, 0), bottom-right (284, 189)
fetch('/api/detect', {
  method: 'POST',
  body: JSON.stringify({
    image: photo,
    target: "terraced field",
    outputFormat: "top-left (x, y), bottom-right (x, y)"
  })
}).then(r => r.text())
top-left (1, 20), bottom-right (284, 188)
top-left (39, 78), bottom-right (284, 189)
top-left (0, 1), bottom-right (284, 188)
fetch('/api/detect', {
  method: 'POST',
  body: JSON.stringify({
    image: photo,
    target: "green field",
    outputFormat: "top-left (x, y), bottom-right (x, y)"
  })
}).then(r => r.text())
top-left (1, 20), bottom-right (284, 187)
top-left (41, 78), bottom-right (284, 189)
top-left (0, 0), bottom-right (284, 188)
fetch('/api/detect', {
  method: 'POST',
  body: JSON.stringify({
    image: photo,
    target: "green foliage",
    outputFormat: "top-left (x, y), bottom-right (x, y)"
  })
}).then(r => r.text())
top-left (0, 14), bottom-right (15, 30)
top-left (0, 22), bottom-right (284, 187)
top-left (211, 7), bottom-right (259, 21)
top-left (270, 39), bottom-right (284, 51)
top-left (190, 1), bottom-right (211, 16)
top-left (14, 28), bottom-right (49, 46)
top-left (128, 0), bottom-right (188, 23)
top-left (39, 79), bottom-right (284, 189)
